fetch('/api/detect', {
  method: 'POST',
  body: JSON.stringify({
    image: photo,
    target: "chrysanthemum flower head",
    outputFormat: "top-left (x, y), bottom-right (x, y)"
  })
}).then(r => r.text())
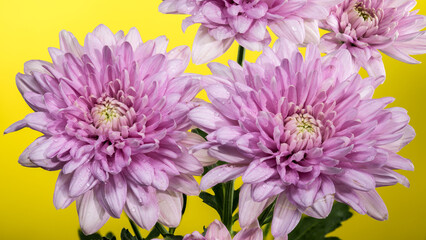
top-left (159, 0), bottom-right (344, 64)
top-left (320, 0), bottom-right (426, 76)
top-left (189, 39), bottom-right (415, 238)
top-left (5, 25), bottom-right (205, 234)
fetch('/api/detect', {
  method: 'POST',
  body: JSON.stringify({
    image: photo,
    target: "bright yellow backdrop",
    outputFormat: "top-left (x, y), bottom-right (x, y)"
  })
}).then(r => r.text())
top-left (0, 1), bottom-right (425, 239)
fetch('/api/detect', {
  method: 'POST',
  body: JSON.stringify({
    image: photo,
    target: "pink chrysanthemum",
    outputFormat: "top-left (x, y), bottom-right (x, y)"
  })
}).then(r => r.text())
top-left (159, 0), bottom-right (343, 64)
top-left (5, 25), bottom-right (205, 234)
top-left (320, 0), bottom-right (426, 76)
top-left (189, 39), bottom-right (415, 238)
top-left (180, 220), bottom-right (263, 240)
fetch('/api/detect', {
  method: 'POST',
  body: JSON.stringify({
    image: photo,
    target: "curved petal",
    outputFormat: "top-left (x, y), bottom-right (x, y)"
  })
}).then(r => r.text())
top-left (192, 26), bottom-right (234, 64)
top-left (239, 184), bottom-right (274, 227)
top-left (157, 190), bottom-right (183, 227)
top-left (76, 190), bottom-right (110, 235)
top-left (271, 193), bottom-right (302, 237)
top-left (200, 164), bottom-right (247, 190)
top-left (205, 220), bottom-right (232, 240)
top-left (54, 171), bottom-right (76, 209)
top-left (125, 186), bottom-right (159, 230)
top-left (96, 174), bottom-right (127, 218)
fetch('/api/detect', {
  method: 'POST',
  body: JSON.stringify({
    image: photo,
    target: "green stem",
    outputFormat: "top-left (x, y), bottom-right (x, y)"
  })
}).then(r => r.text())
top-left (155, 223), bottom-right (169, 238)
top-left (237, 45), bottom-right (246, 66)
top-left (222, 180), bottom-right (235, 231)
top-left (128, 218), bottom-right (143, 240)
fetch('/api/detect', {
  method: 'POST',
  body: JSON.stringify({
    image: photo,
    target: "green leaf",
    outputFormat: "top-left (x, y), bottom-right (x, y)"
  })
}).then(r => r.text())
top-left (212, 184), bottom-right (224, 215)
top-left (199, 191), bottom-right (219, 212)
top-left (288, 202), bottom-right (353, 240)
top-left (102, 232), bottom-right (116, 240)
top-left (232, 212), bottom-right (239, 224)
top-left (121, 229), bottom-right (139, 240)
top-left (78, 230), bottom-right (103, 240)
top-left (164, 235), bottom-right (184, 240)
top-left (104, 232), bottom-right (116, 240)
top-left (232, 187), bottom-right (240, 213)
top-left (145, 227), bottom-right (160, 240)
top-left (181, 194), bottom-right (187, 215)
top-left (258, 200), bottom-right (276, 226)
top-left (191, 128), bottom-right (207, 140)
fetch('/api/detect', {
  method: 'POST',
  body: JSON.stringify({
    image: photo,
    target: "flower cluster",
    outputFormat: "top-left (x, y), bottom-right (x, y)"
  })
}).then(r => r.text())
top-left (320, 0), bottom-right (426, 76)
top-left (5, 0), bottom-right (423, 239)
top-left (159, 0), bottom-right (344, 64)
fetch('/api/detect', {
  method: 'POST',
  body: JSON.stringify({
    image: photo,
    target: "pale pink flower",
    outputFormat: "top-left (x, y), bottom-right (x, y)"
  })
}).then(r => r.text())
top-left (182, 220), bottom-right (262, 240)
top-left (159, 0), bottom-right (344, 64)
top-left (5, 25), bottom-right (204, 234)
top-left (189, 39), bottom-right (415, 238)
top-left (320, 0), bottom-right (426, 76)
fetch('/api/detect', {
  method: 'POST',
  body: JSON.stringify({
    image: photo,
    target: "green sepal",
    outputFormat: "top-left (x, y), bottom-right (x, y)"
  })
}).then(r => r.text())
top-left (78, 230), bottom-right (103, 240)
top-left (120, 229), bottom-right (139, 240)
top-left (104, 232), bottom-right (116, 240)
top-left (145, 227), bottom-right (160, 240)
top-left (164, 235), bottom-right (184, 240)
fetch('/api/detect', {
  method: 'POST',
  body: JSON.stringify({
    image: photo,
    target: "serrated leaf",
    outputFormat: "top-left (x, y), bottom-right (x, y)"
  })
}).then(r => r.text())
top-left (121, 229), bottom-right (138, 240)
top-left (191, 128), bottom-right (207, 140)
top-left (78, 230), bottom-right (103, 240)
top-left (288, 202), bottom-right (353, 240)
top-left (199, 191), bottom-right (219, 212)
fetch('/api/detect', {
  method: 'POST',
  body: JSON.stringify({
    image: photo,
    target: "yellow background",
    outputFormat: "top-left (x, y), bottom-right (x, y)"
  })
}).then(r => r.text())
top-left (0, 1), bottom-right (425, 239)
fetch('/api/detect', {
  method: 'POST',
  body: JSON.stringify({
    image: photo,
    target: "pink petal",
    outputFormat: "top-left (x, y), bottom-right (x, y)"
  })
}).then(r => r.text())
top-left (269, 18), bottom-right (305, 44)
top-left (96, 174), bottom-right (127, 218)
top-left (59, 30), bottom-right (83, 56)
top-left (76, 190), bottom-right (110, 235)
top-left (125, 186), bottom-right (159, 230)
top-left (53, 171), bottom-right (75, 209)
top-left (192, 26), bottom-right (234, 64)
top-left (157, 191), bottom-right (183, 227)
top-left (189, 103), bottom-right (236, 132)
top-left (200, 164), bottom-right (247, 190)
top-left (234, 221), bottom-right (263, 240)
top-left (242, 160), bottom-right (276, 184)
top-left (205, 220), bottom-right (232, 240)
top-left (168, 174), bottom-right (200, 196)
top-left (124, 27), bottom-right (143, 50)
top-left (335, 169), bottom-right (376, 191)
top-left (356, 190), bottom-right (388, 220)
top-left (69, 163), bottom-right (97, 197)
top-left (239, 184), bottom-right (274, 227)
top-left (303, 177), bottom-right (335, 218)
top-left (271, 193), bottom-right (302, 237)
